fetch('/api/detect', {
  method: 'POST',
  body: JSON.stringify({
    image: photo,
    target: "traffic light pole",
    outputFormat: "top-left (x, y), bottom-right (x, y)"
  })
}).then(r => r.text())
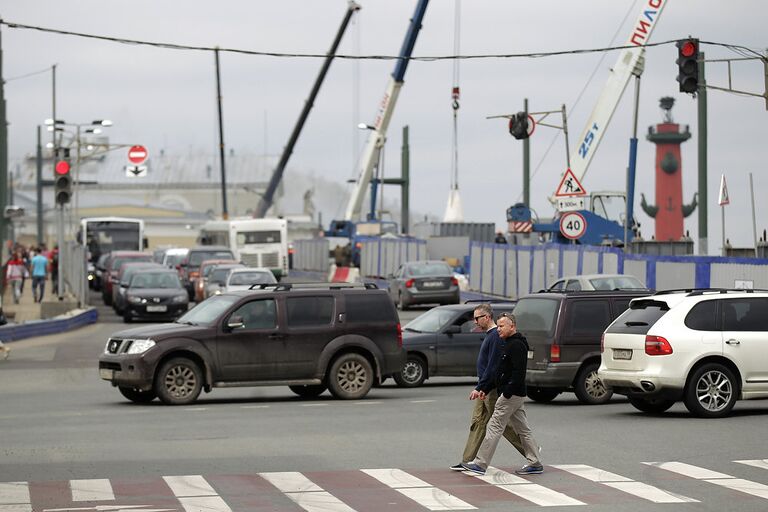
top-left (56, 203), bottom-right (63, 300)
top-left (697, 52), bottom-right (708, 256)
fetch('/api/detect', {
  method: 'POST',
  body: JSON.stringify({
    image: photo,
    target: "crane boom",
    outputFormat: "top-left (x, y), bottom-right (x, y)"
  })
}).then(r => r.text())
top-left (551, 0), bottom-right (667, 202)
top-left (343, 0), bottom-right (429, 221)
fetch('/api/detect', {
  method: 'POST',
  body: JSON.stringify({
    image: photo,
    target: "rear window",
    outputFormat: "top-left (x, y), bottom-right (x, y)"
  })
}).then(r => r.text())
top-left (514, 298), bottom-right (559, 335)
top-left (190, 251), bottom-right (235, 266)
top-left (565, 300), bottom-right (611, 337)
top-left (345, 293), bottom-right (396, 323)
top-left (606, 299), bottom-right (669, 334)
top-left (406, 263), bottom-right (452, 277)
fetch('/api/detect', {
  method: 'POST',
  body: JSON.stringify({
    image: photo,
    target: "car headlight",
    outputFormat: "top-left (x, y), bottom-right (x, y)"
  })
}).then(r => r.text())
top-left (172, 294), bottom-right (188, 303)
top-left (214, 289), bottom-right (222, 295)
top-left (126, 339), bottom-right (155, 354)
top-left (127, 295), bottom-right (145, 304)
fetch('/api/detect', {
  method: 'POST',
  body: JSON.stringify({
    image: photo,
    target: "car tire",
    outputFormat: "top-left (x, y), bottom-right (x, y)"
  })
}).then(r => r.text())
top-left (327, 353), bottom-right (374, 400)
top-left (393, 355), bottom-right (427, 387)
top-left (574, 362), bottom-right (613, 405)
top-left (289, 384), bottom-right (327, 398)
top-left (123, 313), bottom-right (132, 323)
top-left (118, 386), bottom-right (156, 404)
top-left (526, 387), bottom-right (561, 403)
top-left (155, 357), bottom-right (203, 405)
top-left (683, 363), bottom-right (738, 418)
top-left (628, 396), bottom-right (676, 414)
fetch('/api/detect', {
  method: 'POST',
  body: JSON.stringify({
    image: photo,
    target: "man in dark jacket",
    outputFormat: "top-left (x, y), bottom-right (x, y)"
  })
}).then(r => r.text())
top-left (461, 313), bottom-right (543, 476)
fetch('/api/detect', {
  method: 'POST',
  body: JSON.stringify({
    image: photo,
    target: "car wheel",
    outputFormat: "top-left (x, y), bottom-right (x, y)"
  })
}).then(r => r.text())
top-left (118, 386), bottom-right (156, 404)
top-left (628, 396), bottom-right (676, 414)
top-left (289, 384), bottom-right (327, 398)
top-left (574, 362), bottom-right (613, 405)
top-left (155, 357), bottom-right (203, 405)
top-left (327, 353), bottom-right (374, 400)
top-left (123, 313), bottom-right (132, 323)
top-left (393, 355), bottom-right (427, 387)
top-left (683, 363), bottom-right (738, 418)
top-left (526, 387), bottom-right (561, 403)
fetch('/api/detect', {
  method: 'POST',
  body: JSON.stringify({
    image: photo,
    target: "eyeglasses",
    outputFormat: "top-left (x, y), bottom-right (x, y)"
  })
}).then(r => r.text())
top-left (473, 314), bottom-right (488, 321)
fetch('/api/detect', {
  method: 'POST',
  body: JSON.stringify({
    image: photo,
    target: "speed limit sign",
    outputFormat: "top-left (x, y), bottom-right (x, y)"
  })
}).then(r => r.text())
top-left (559, 211), bottom-right (587, 240)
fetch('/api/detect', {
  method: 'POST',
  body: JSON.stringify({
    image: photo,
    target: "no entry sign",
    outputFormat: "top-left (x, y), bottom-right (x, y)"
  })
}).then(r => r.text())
top-left (127, 145), bottom-right (148, 165)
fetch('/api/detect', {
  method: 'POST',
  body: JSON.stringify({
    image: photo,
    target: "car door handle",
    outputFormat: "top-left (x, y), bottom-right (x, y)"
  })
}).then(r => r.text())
top-left (269, 334), bottom-right (284, 340)
top-left (725, 339), bottom-right (740, 345)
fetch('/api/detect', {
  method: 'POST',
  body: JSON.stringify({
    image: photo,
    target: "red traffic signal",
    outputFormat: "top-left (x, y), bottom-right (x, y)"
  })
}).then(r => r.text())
top-left (676, 38), bottom-right (699, 94)
top-left (679, 40), bottom-right (697, 58)
top-left (55, 160), bottom-right (71, 175)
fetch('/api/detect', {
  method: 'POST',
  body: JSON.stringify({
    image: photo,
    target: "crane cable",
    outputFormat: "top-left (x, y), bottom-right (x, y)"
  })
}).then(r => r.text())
top-left (450, 0), bottom-right (461, 192)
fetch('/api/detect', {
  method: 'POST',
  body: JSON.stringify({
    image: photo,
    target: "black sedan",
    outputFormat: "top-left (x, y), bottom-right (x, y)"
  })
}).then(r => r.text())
top-left (123, 269), bottom-right (189, 322)
top-left (394, 301), bottom-right (516, 387)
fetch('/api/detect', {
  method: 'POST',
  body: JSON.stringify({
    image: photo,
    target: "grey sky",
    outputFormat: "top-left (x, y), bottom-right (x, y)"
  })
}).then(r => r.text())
top-left (2, 0), bottom-right (766, 250)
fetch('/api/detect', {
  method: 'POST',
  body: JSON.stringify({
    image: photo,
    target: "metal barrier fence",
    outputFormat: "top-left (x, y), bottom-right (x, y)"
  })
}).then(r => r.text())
top-left (359, 237), bottom-right (427, 278)
top-left (61, 241), bottom-right (89, 307)
top-left (293, 239), bottom-right (331, 272)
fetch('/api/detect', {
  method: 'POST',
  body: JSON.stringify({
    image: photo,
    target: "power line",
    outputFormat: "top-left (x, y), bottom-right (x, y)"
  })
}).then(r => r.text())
top-left (1, 19), bottom-right (759, 62)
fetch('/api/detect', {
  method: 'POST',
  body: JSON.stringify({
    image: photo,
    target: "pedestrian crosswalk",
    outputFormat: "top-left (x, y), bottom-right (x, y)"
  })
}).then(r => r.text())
top-left (2, 459), bottom-right (768, 511)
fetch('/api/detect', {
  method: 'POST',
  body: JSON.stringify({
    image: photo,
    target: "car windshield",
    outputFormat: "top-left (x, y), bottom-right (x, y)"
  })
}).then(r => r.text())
top-left (588, 276), bottom-right (645, 290)
top-left (229, 271), bottom-right (275, 286)
top-left (165, 253), bottom-right (187, 266)
top-left (210, 268), bottom-right (232, 284)
top-left (190, 251), bottom-right (234, 266)
top-left (514, 298), bottom-right (559, 334)
top-left (176, 295), bottom-right (239, 326)
top-left (130, 273), bottom-right (182, 289)
top-left (407, 263), bottom-right (451, 277)
top-left (405, 307), bottom-right (457, 333)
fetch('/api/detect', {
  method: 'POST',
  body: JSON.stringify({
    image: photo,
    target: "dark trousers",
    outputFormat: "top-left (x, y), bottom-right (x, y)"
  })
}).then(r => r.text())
top-left (32, 276), bottom-right (46, 302)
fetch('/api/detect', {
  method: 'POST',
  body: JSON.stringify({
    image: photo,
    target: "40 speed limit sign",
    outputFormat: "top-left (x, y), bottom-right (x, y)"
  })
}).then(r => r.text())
top-left (559, 211), bottom-right (587, 240)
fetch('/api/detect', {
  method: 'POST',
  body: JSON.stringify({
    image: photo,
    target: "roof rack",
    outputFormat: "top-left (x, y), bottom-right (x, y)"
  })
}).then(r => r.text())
top-left (248, 282), bottom-right (378, 291)
top-left (654, 288), bottom-right (768, 297)
top-left (536, 289), bottom-right (650, 295)
top-left (464, 299), bottom-right (517, 304)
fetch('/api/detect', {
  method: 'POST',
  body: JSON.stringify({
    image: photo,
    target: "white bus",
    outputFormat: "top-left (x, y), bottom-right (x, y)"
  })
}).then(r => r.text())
top-left (198, 218), bottom-right (288, 278)
top-left (80, 217), bottom-right (145, 265)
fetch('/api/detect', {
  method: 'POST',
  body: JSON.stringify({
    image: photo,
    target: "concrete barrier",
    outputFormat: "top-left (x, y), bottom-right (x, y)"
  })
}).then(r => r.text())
top-left (0, 307), bottom-right (99, 343)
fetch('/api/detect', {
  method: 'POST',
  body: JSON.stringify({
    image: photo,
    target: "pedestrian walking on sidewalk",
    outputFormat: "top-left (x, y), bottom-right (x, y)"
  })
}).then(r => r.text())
top-left (462, 313), bottom-right (543, 476)
top-left (449, 304), bottom-right (525, 471)
top-left (31, 248), bottom-right (49, 303)
top-left (6, 250), bottom-right (27, 304)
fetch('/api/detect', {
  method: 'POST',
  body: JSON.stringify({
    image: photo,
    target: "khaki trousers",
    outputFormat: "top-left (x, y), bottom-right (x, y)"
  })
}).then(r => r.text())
top-left (473, 394), bottom-right (541, 469)
top-left (462, 389), bottom-right (524, 463)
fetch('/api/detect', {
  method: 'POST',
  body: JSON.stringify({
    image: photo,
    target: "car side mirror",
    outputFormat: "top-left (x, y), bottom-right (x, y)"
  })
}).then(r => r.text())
top-left (227, 315), bottom-right (244, 330)
top-left (446, 325), bottom-right (461, 335)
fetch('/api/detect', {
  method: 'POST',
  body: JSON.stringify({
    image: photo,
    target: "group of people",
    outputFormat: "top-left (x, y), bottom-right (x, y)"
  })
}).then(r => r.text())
top-left (4, 244), bottom-right (58, 304)
top-left (450, 303), bottom-right (543, 476)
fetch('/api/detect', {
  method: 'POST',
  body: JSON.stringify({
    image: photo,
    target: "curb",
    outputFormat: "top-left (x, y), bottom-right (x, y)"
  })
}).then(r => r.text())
top-left (0, 307), bottom-right (99, 343)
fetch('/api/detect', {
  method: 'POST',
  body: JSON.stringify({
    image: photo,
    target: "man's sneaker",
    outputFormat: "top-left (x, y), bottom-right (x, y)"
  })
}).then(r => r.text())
top-left (515, 464), bottom-right (544, 475)
top-left (460, 463), bottom-right (486, 476)
top-left (449, 463), bottom-right (466, 471)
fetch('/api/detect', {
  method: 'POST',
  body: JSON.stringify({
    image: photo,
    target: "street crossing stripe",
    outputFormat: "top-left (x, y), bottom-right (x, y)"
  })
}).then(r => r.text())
top-left (163, 475), bottom-right (233, 512)
top-left (362, 468), bottom-right (476, 510)
top-left (0, 482), bottom-right (30, 505)
top-left (735, 460), bottom-right (768, 471)
top-left (645, 461), bottom-right (768, 500)
top-left (259, 472), bottom-right (356, 512)
top-left (70, 478), bottom-right (115, 501)
top-left (476, 467), bottom-right (585, 507)
top-left (553, 464), bottom-right (697, 504)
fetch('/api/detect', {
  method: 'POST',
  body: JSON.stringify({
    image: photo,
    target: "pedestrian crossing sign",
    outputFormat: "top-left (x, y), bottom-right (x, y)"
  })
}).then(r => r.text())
top-left (555, 168), bottom-right (587, 197)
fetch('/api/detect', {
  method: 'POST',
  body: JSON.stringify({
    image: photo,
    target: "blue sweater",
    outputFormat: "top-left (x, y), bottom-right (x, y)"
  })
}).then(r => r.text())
top-left (475, 327), bottom-right (502, 392)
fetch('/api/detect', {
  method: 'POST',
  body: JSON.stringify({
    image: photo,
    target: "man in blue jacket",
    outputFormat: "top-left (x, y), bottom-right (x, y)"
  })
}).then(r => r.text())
top-left (462, 313), bottom-right (543, 476)
top-left (449, 304), bottom-right (523, 471)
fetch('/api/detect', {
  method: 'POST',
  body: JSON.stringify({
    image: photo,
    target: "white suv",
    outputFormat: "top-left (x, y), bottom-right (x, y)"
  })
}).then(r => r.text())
top-left (598, 289), bottom-right (768, 418)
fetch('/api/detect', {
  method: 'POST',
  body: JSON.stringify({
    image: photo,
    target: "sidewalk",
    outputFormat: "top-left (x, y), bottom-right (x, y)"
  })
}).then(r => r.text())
top-left (3, 277), bottom-right (54, 323)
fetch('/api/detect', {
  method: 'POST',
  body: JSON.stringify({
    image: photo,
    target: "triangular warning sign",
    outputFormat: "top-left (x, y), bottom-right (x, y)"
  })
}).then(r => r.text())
top-left (718, 174), bottom-right (730, 206)
top-left (555, 168), bottom-right (587, 197)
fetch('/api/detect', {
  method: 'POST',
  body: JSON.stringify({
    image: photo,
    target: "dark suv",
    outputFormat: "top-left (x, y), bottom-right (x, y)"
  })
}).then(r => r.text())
top-left (515, 290), bottom-right (650, 404)
top-left (99, 283), bottom-right (405, 404)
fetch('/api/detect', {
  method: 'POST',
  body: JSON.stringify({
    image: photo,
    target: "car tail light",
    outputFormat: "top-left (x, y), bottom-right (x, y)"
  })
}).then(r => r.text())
top-left (451, 276), bottom-right (459, 286)
top-left (645, 335), bottom-right (673, 356)
top-left (396, 323), bottom-right (403, 348)
top-left (550, 344), bottom-right (560, 362)
top-left (190, 271), bottom-right (199, 279)
top-left (600, 333), bottom-right (604, 353)
top-left (405, 279), bottom-right (415, 288)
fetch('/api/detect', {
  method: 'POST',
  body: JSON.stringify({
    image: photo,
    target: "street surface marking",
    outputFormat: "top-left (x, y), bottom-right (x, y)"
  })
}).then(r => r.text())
top-left (362, 469), bottom-right (476, 510)
top-left (353, 401), bottom-right (381, 405)
top-left (475, 467), bottom-right (584, 507)
top-left (177, 496), bottom-right (232, 512)
top-left (735, 460), bottom-right (768, 471)
top-left (0, 505), bottom-right (32, 512)
top-left (259, 472), bottom-right (356, 512)
top-left (70, 479), bottom-right (115, 501)
top-left (300, 404), bottom-right (328, 407)
top-left (183, 408), bottom-right (208, 412)
top-left (410, 400), bottom-right (435, 403)
top-left (0, 482), bottom-right (30, 505)
top-left (240, 405), bottom-right (270, 409)
top-left (163, 475), bottom-right (218, 497)
top-left (645, 461), bottom-right (768, 500)
top-left (554, 464), bottom-right (697, 504)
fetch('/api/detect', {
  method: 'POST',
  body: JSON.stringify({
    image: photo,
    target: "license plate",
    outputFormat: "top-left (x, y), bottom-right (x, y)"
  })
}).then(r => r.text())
top-left (99, 368), bottom-right (114, 380)
top-left (422, 281), bottom-right (443, 288)
top-left (146, 305), bottom-right (167, 312)
top-left (613, 349), bottom-right (632, 360)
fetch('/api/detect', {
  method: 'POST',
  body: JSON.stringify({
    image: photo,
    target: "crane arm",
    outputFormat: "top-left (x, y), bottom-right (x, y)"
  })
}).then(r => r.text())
top-left (550, 0), bottom-right (667, 202)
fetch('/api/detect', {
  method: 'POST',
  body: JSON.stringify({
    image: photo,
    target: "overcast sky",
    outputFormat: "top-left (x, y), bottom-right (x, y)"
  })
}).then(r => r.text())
top-left (2, 0), bottom-right (766, 251)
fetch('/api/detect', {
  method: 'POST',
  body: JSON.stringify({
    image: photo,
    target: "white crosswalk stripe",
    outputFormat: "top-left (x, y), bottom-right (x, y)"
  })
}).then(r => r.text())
top-left (163, 475), bottom-right (232, 512)
top-left (70, 479), bottom-right (115, 501)
top-left (645, 461), bottom-right (768, 500)
top-left (0, 482), bottom-right (30, 505)
top-left (260, 471), bottom-right (357, 512)
top-left (475, 467), bottom-right (585, 507)
top-left (362, 469), bottom-right (476, 510)
top-left (735, 459), bottom-right (768, 471)
top-left (553, 464), bottom-right (698, 504)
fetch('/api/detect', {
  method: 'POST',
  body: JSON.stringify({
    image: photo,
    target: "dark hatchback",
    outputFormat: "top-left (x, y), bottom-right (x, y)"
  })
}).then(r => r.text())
top-left (388, 260), bottom-right (460, 310)
top-left (122, 269), bottom-right (189, 323)
top-left (394, 301), bottom-right (516, 387)
top-left (99, 284), bottom-right (405, 404)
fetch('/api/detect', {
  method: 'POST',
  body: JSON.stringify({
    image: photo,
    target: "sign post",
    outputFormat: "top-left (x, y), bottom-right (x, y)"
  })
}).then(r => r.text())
top-left (719, 174), bottom-right (729, 256)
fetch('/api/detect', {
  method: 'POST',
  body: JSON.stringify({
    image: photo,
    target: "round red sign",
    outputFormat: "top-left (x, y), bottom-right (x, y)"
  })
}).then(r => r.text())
top-left (128, 145), bottom-right (148, 165)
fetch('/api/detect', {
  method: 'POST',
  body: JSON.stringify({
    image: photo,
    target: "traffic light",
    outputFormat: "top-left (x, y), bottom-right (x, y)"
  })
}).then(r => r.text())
top-left (54, 147), bottom-right (72, 205)
top-left (676, 38), bottom-right (699, 94)
top-left (508, 111), bottom-right (530, 140)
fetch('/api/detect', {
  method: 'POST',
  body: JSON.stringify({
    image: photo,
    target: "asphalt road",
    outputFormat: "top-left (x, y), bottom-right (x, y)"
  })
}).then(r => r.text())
top-left (2, 299), bottom-right (768, 511)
